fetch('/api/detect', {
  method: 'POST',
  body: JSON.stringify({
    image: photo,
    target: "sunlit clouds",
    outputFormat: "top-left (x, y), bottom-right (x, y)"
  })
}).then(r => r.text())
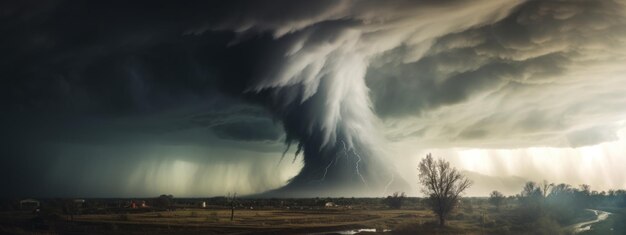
top-left (392, 127), bottom-right (626, 196)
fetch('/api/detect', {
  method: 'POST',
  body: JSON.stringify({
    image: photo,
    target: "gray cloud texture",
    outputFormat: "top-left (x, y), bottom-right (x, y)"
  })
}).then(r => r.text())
top-left (369, 0), bottom-right (626, 148)
top-left (198, 0), bottom-right (527, 196)
top-left (3, 0), bottom-right (626, 197)
top-left (210, 0), bottom-right (626, 194)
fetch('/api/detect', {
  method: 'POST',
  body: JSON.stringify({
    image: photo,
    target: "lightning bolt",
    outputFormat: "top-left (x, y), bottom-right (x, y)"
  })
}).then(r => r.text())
top-left (337, 140), bottom-right (349, 166)
top-left (318, 158), bottom-right (335, 182)
top-left (352, 148), bottom-right (367, 186)
top-left (383, 172), bottom-right (395, 195)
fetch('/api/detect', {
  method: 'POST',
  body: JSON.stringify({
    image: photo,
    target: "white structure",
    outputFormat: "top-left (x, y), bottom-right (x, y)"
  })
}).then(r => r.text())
top-left (20, 199), bottom-right (40, 210)
top-left (325, 202), bottom-right (336, 207)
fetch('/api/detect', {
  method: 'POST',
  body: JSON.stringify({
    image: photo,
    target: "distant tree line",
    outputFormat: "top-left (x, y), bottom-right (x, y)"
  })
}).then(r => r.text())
top-left (515, 181), bottom-right (626, 226)
top-left (413, 152), bottom-right (626, 232)
top-left (384, 192), bottom-right (406, 209)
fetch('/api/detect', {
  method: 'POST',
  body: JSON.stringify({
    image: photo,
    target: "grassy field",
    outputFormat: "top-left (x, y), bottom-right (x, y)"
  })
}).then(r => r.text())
top-left (0, 198), bottom-right (613, 235)
top-left (0, 206), bottom-right (509, 234)
top-left (71, 208), bottom-right (431, 234)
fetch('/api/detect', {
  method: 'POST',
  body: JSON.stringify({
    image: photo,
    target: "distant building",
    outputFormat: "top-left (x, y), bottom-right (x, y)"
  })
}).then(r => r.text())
top-left (325, 202), bottom-right (336, 207)
top-left (20, 199), bottom-right (40, 210)
top-left (73, 199), bottom-right (85, 208)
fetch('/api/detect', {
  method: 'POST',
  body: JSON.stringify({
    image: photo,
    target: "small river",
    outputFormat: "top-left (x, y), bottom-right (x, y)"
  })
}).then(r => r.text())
top-left (569, 209), bottom-right (611, 233)
top-left (311, 228), bottom-right (391, 235)
top-left (313, 209), bottom-right (609, 235)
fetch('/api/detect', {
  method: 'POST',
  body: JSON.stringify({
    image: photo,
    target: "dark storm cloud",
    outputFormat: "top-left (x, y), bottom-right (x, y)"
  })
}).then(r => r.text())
top-left (191, 107), bottom-right (284, 142)
top-left (0, 0), bottom-right (529, 196)
top-left (3, 0), bottom-right (626, 197)
top-left (211, 121), bottom-right (282, 142)
top-left (202, 0), bottom-right (522, 196)
top-left (1, 0), bottom-right (291, 145)
top-left (1, 0), bottom-right (294, 196)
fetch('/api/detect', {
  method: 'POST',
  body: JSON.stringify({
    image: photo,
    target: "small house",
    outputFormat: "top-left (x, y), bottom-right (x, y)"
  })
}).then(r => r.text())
top-left (20, 199), bottom-right (40, 210)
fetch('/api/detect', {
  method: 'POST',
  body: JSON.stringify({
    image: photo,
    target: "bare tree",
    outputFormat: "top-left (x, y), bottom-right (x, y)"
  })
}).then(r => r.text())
top-left (489, 190), bottom-right (505, 211)
top-left (418, 153), bottom-right (472, 227)
top-left (540, 180), bottom-right (553, 198)
top-left (579, 184), bottom-right (591, 196)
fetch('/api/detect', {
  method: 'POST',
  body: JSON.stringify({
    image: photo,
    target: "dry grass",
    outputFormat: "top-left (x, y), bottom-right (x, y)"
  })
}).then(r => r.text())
top-left (0, 203), bottom-right (534, 234)
top-left (73, 208), bottom-right (434, 231)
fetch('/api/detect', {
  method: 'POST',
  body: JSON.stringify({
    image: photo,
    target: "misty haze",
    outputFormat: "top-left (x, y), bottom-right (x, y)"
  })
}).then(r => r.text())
top-left (2, 0), bottom-right (626, 234)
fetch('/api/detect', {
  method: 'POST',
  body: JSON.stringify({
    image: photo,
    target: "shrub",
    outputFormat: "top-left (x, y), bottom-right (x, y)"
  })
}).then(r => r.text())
top-left (384, 192), bottom-right (406, 209)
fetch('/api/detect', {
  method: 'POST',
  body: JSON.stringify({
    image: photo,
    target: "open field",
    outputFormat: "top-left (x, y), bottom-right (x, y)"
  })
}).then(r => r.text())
top-left (0, 199), bottom-right (505, 234)
top-left (69, 208), bottom-right (433, 234)
top-left (0, 197), bottom-right (614, 234)
top-left (0, 208), bottom-right (462, 234)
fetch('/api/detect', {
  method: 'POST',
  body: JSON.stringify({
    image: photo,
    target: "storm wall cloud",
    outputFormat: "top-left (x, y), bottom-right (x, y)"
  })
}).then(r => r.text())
top-left (2, 0), bottom-right (626, 197)
top-left (371, 0), bottom-right (626, 148)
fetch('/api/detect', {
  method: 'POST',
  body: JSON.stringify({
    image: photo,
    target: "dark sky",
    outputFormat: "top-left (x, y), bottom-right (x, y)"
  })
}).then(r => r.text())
top-left (2, 0), bottom-right (626, 197)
